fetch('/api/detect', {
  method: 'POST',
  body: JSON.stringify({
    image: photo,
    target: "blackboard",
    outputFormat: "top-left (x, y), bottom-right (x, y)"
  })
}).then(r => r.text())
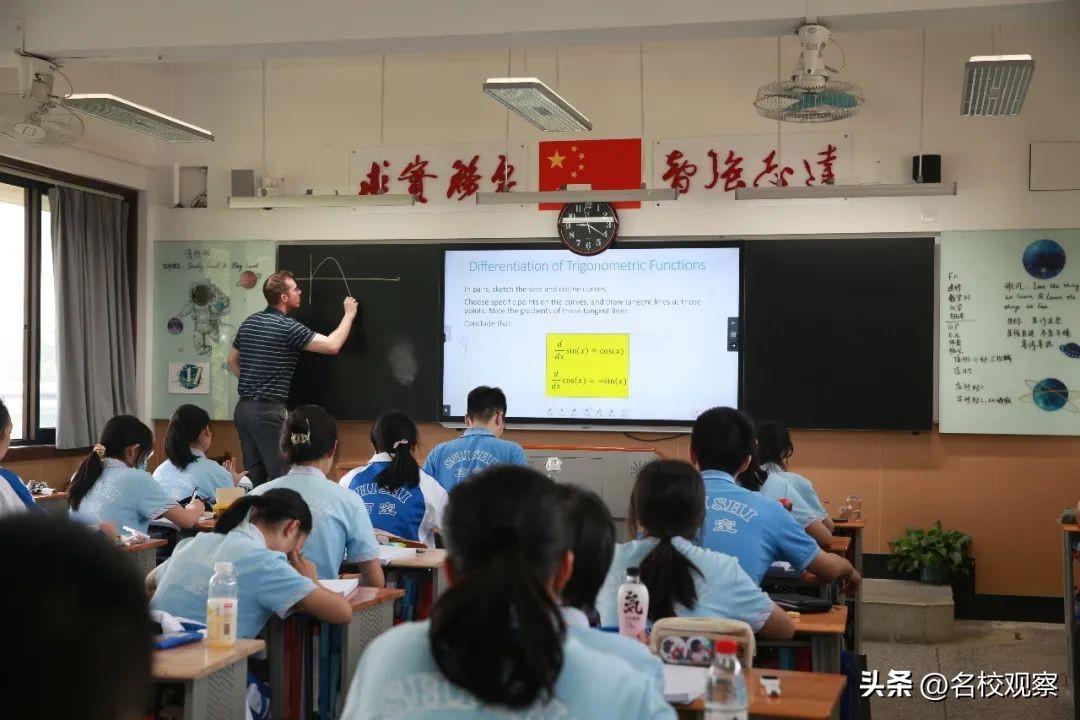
top-left (278, 244), bottom-right (442, 421)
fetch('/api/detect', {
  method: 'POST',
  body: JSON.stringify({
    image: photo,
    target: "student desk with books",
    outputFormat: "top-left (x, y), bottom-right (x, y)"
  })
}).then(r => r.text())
top-left (832, 517), bottom-right (866, 653)
top-left (152, 639), bottom-right (265, 720)
top-left (385, 548), bottom-right (448, 607)
top-left (757, 605), bottom-right (847, 674)
top-left (31, 490), bottom-right (68, 518)
top-left (671, 668), bottom-right (846, 719)
top-left (121, 537), bottom-right (168, 577)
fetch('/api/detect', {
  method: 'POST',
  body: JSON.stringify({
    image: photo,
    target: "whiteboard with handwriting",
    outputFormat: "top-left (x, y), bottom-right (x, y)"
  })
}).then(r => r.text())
top-left (940, 229), bottom-right (1080, 435)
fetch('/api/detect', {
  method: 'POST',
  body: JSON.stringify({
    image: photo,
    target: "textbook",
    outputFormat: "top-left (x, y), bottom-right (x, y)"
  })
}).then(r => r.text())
top-left (320, 578), bottom-right (359, 596)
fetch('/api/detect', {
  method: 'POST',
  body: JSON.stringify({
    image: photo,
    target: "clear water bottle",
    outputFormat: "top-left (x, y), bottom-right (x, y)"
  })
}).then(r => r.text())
top-left (206, 561), bottom-right (238, 647)
top-left (705, 638), bottom-right (747, 720)
top-left (617, 566), bottom-right (649, 640)
top-left (545, 456), bottom-right (563, 481)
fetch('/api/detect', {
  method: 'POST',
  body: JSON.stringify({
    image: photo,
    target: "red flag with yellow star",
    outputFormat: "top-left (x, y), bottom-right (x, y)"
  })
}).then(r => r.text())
top-left (538, 138), bottom-right (642, 210)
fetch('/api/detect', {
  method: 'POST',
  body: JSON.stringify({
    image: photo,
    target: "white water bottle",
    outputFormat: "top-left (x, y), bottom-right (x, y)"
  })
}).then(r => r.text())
top-left (705, 638), bottom-right (747, 720)
top-left (206, 561), bottom-right (238, 647)
top-left (617, 566), bottom-right (649, 639)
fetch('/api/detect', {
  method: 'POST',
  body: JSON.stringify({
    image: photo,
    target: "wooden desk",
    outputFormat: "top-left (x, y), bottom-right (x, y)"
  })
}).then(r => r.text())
top-left (152, 639), bottom-right (264, 720)
top-left (1063, 523), bottom-right (1080, 719)
top-left (673, 668), bottom-right (846, 719)
top-left (121, 538), bottom-right (167, 576)
top-left (386, 548), bottom-right (448, 601)
top-left (759, 606), bottom-right (846, 674)
top-left (32, 490), bottom-right (68, 519)
top-left (832, 518), bottom-right (866, 654)
top-left (31, 490), bottom-right (68, 502)
top-left (826, 536), bottom-right (850, 554)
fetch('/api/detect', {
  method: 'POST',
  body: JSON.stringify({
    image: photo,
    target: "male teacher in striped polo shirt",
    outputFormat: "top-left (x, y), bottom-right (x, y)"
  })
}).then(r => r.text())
top-left (227, 270), bottom-right (358, 485)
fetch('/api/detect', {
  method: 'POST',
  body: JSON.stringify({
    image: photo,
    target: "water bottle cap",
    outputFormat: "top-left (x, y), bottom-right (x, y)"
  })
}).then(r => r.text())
top-left (626, 566), bottom-right (640, 576)
top-left (713, 638), bottom-right (738, 655)
top-left (214, 562), bottom-right (234, 574)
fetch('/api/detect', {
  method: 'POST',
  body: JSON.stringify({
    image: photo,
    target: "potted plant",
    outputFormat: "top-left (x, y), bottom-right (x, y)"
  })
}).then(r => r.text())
top-left (888, 521), bottom-right (972, 585)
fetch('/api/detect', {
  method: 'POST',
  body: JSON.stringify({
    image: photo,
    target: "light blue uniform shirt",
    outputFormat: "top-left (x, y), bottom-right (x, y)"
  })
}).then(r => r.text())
top-left (700, 469), bottom-right (820, 584)
top-left (70, 458), bottom-right (178, 534)
top-left (421, 427), bottom-right (528, 492)
top-left (561, 607), bottom-right (665, 694)
top-left (252, 465), bottom-right (380, 579)
top-left (597, 537), bottom-right (774, 631)
top-left (762, 463), bottom-right (830, 525)
top-left (150, 522), bottom-right (316, 638)
top-left (153, 448), bottom-right (235, 502)
top-left (339, 453), bottom-right (448, 548)
top-left (340, 620), bottom-right (675, 720)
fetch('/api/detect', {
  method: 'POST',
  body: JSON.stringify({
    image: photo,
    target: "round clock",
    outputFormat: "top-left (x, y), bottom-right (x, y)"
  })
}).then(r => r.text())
top-left (557, 201), bottom-right (619, 256)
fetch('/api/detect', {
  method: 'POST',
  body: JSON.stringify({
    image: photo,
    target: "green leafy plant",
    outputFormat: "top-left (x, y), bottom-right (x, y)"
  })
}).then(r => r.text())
top-left (888, 521), bottom-right (972, 585)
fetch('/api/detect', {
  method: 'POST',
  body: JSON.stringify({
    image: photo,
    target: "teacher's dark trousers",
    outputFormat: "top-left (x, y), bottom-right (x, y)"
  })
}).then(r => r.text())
top-left (234, 398), bottom-right (288, 487)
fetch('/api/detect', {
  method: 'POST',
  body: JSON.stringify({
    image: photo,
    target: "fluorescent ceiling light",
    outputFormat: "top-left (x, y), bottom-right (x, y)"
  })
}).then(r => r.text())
top-left (482, 77), bottom-right (592, 132)
top-left (734, 182), bottom-right (957, 200)
top-left (961, 55), bottom-right (1034, 116)
top-left (476, 188), bottom-right (678, 205)
top-left (228, 194), bottom-right (415, 209)
top-left (64, 93), bottom-right (214, 142)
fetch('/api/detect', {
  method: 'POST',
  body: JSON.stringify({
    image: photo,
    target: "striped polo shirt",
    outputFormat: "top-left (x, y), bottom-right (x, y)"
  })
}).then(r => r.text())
top-left (233, 307), bottom-right (316, 402)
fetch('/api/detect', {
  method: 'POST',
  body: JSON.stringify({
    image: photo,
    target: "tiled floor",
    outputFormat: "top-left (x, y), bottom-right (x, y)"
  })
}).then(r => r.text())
top-left (864, 621), bottom-right (1072, 720)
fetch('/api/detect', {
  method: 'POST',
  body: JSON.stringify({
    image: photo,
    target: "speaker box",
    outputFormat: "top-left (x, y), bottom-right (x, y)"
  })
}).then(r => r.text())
top-left (231, 169), bottom-right (256, 197)
top-left (912, 154), bottom-right (941, 183)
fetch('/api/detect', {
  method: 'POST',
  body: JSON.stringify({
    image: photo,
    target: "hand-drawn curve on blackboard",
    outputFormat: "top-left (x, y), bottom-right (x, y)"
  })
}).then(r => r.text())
top-left (301, 255), bottom-right (401, 304)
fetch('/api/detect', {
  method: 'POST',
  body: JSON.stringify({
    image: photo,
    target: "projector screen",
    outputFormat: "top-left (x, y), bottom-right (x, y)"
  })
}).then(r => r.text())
top-left (441, 243), bottom-right (741, 425)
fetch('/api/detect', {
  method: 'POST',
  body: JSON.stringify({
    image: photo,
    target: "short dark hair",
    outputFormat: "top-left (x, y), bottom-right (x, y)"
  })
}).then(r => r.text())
top-left (691, 406), bottom-right (756, 474)
top-left (466, 386), bottom-right (508, 423)
top-left (756, 420), bottom-right (794, 469)
top-left (556, 484), bottom-right (615, 617)
top-left (263, 270), bottom-right (296, 305)
top-left (1, 516), bottom-right (153, 720)
top-left (165, 404), bottom-right (212, 470)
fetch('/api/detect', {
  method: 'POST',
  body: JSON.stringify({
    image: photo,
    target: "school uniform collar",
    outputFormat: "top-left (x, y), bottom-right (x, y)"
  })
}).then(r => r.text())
top-left (102, 458), bottom-right (128, 470)
top-left (461, 427), bottom-right (495, 438)
top-left (560, 606), bottom-right (590, 629)
top-left (701, 469), bottom-right (738, 486)
top-left (761, 462), bottom-right (783, 474)
top-left (234, 520), bottom-right (268, 548)
top-left (191, 447), bottom-right (206, 459)
top-left (288, 464), bottom-right (327, 480)
top-left (369, 452), bottom-right (393, 463)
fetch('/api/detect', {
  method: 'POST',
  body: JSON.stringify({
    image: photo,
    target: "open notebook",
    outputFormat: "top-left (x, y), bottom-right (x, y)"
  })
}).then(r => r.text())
top-left (319, 578), bottom-right (359, 596)
top-left (377, 545), bottom-right (416, 565)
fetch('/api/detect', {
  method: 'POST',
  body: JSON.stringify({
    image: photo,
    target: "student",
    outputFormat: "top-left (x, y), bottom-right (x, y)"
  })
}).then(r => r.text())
top-left (341, 465), bottom-right (674, 719)
top-left (3, 515), bottom-right (153, 720)
top-left (692, 407), bottom-right (860, 588)
top-left (422, 386), bottom-right (528, 491)
top-left (596, 460), bottom-right (794, 639)
top-left (252, 405), bottom-right (383, 585)
top-left (0, 399), bottom-right (38, 516)
top-left (339, 410), bottom-right (447, 548)
top-left (556, 483), bottom-right (664, 692)
top-left (69, 415), bottom-right (205, 535)
top-left (154, 404), bottom-right (248, 504)
top-left (757, 420), bottom-right (835, 533)
top-left (148, 489), bottom-right (352, 637)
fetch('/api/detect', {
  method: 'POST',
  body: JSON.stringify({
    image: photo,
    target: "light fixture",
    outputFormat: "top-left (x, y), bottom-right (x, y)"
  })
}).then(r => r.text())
top-left (734, 182), bottom-right (957, 200)
top-left (482, 77), bottom-right (592, 132)
top-left (961, 55), bottom-right (1034, 116)
top-left (228, 194), bottom-right (415, 209)
top-left (476, 188), bottom-right (678, 205)
top-left (64, 93), bottom-right (214, 142)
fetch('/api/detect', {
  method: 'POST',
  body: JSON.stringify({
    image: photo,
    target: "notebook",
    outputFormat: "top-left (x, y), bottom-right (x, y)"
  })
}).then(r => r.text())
top-left (377, 545), bottom-right (416, 565)
top-left (320, 578), bottom-right (359, 596)
top-left (662, 664), bottom-right (708, 704)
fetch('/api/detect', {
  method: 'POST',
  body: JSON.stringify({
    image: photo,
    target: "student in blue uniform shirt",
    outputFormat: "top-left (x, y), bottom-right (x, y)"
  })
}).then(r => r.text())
top-left (154, 404), bottom-right (249, 504)
top-left (757, 420), bottom-right (835, 533)
top-left (341, 464), bottom-right (674, 720)
top-left (556, 483), bottom-right (664, 692)
top-left (0, 399), bottom-right (39, 516)
top-left (148, 488), bottom-right (352, 638)
top-left (596, 460), bottom-right (794, 639)
top-left (252, 405), bottom-right (383, 585)
top-left (339, 410), bottom-right (447, 548)
top-left (69, 415), bottom-right (205, 536)
top-left (422, 386), bottom-right (527, 491)
top-left (691, 407), bottom-right (860, 588)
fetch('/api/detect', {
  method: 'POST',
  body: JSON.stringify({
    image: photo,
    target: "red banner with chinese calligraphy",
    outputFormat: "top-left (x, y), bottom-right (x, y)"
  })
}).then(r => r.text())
top-left (650, 133), bottom-right (851, 204)
top-left (538, 138), bottom-right (642, 211)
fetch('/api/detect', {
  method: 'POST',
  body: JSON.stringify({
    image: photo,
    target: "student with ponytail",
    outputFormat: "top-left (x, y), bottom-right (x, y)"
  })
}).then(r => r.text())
top-left (756, 419), bottom-right (837, 542)
top-left (339, 410), bottom-right (447, 547)
top-left (342, 465), bottom-right (674, 719)
top-left (252, 405), bottom-right (383, 585)
top-left (69, 415), bottom-right (204, 535)
top-left (148, 488), bottom-right (352, 637)
top-left (154, 404), bottom-right (248, 504)
top-left (596, 459), bottom-right (795, 639)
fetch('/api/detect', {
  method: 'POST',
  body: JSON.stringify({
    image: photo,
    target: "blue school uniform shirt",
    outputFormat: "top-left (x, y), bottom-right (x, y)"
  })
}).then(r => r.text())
top-left (150, 521), bottom-right (316, 639)
top-left (153, 448), bottom-right (235, 502)
top-left (0, 468), bottom-right (39, 513)
top-left (339, 453), bottom-right (448, 548)
top-left (700, 469), bottom-right (820, 584)
top-left (421, 427), bottom-right (528, 492)
top-left (596, 537), bottom-right (774, 631)
top-left (340, 619), bottom-right (675, 720)
top-left (69, 458), bottom-right (178, 534)
top-left (763, 463), bottom-right (829, 523)
top-left (252, 465), bottom-right (380, 579)
top-left (561, 607), bottom-right (665, 694)
top-left (759, 472), bottom-right (820, 529)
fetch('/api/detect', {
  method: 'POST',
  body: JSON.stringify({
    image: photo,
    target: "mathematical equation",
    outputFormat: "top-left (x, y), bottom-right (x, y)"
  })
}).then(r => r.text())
top-left (546, 333), bottom-right (630, 399)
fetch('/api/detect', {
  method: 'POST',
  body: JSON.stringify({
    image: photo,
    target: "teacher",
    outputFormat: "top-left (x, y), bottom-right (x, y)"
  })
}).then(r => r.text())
top-left (227, 270), bottom-right (358, 486)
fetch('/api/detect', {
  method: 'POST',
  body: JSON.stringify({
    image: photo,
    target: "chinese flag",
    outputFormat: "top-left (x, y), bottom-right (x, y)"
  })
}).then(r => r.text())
top-left (538, 138), bottom-right (642, 210)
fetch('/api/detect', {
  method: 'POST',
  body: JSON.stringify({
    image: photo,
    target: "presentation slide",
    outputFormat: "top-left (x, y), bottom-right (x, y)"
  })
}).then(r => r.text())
top-left (442, 245), bottom-right (741, 424)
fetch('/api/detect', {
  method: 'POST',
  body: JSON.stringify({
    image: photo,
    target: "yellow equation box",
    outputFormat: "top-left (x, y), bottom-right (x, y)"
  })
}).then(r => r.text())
top-left (546, 333), bottom-right (630, 398)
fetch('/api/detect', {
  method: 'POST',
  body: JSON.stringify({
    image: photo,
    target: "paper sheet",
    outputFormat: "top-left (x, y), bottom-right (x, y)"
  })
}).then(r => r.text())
top-left (662, 664), bottom-right (708, 704)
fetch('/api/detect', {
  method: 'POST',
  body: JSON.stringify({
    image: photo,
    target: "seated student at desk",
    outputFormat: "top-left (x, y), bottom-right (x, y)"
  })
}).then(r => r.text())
top-left (342, 465), bottom-right (674, 719)
top-left (252, 405), bottom-right (383, 586)
top-left (595, 460), bottom-right (795, 639)
top-left (556, 483), bottom-right (664, 692)
top-left (148, 489), bottom-right (352, 637)
top-left (69, 415), bottom-right (205, 536)
top-left (691, 408), bottom-right (859, 588)
top-left (154, 404), bottom-right (249, 504)
top-left (339, 409), bottom-right (447, 548)
top-left (0, 399), bottom-right (39, 517)
top-left (756, 420), bottom-right (835, 538)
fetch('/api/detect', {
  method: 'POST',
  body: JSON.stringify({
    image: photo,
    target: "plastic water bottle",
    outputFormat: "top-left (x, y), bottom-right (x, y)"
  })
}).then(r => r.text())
top-left (206, 561), bottom-right (238, 647)
top-left (545, 456), bottom-right (563, 481)
top-left (617, 566), bottom-right (649, 640)
top-left (705, 638), bottom-right (747, 720)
